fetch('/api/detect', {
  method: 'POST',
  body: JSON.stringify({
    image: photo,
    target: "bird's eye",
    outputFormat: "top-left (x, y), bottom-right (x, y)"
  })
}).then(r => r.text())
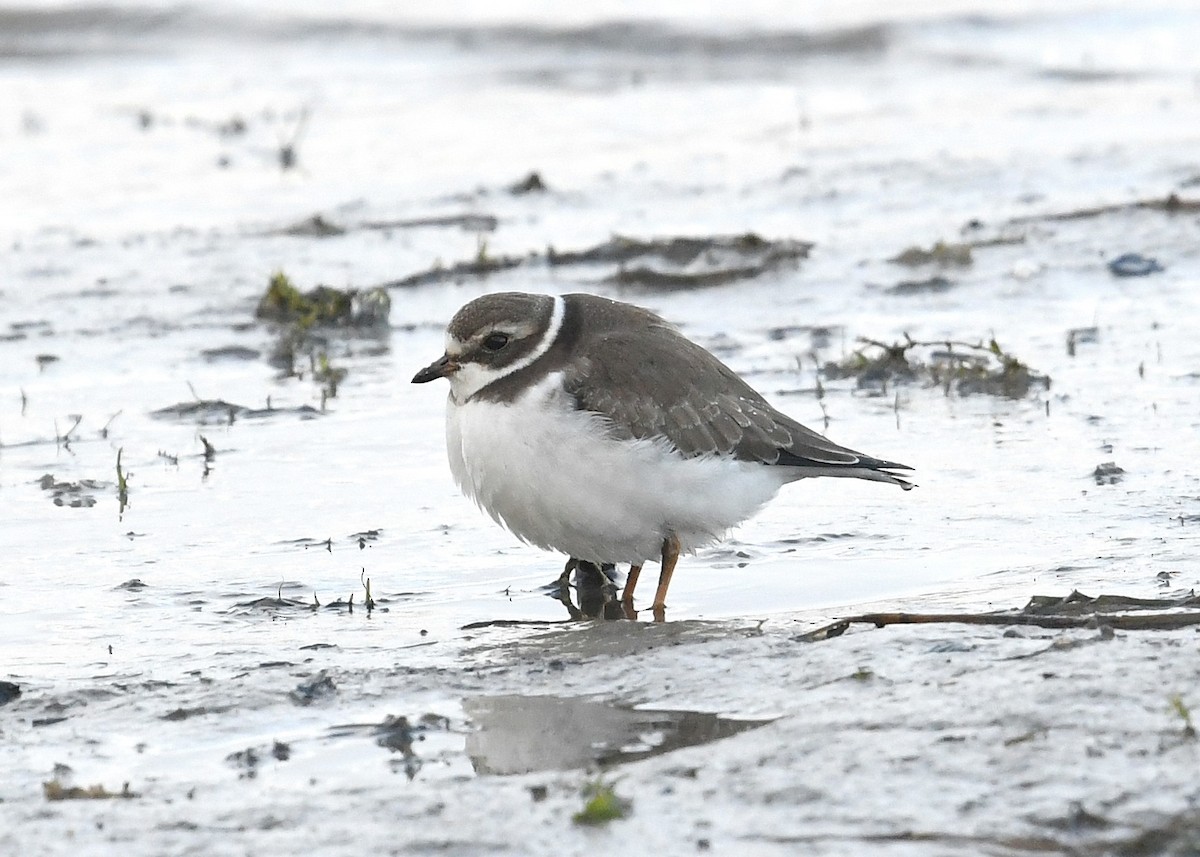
top-left (482, 332), bottom-right (509, 352)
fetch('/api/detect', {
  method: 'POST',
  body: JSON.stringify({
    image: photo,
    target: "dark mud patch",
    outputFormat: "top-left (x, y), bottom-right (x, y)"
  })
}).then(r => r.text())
top-left (1092, 461), bottom-right (1126, 485)
top-left (228, 592), bottom-right (393, 617)
top-left (150, 399), bottom-right (321, 423)
top-left (161, 705), bottom-right (230, 721)
top-left (365, 212), bottom-right (499, 232)
top-left (383, 248), bottom-right (526, 289)
top-left (0, 681), bottom-right (21, 705)
top-left (884, 275), bottom-right (955, 296)
top-left (558, 233), bottom-right (812, 291)
top-left (1006, 192), bottom-right (1200, 225)
top-left (500, 20), bottom-right (886, 57)
top-left (1025, 805), bottom-right (1200, 857)
top-left (290, 673), bottom-right (336, 706)
top-left (227, 572), bottom-right (400, 617)
top-left (273, 211), bottom-right (498, 238)
top-left (0, 10), bottom-right (890, 62)
top-left (383, 233), bottom-right (812, 291)
top-left (200, 345), bottom-right (261, 362)
top-left (508, 170), bottom-right (547, 194)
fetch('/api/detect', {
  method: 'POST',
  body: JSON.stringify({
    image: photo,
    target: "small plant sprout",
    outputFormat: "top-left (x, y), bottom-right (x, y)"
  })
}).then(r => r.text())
top-left (572, 777), bottom-right (630, 826)
top-left (361, 569), bottom-right (375, 612)
top-left (1169, 695), bottom-right (1196, 739)
top-left (116, 448), bottom-right (130, 515)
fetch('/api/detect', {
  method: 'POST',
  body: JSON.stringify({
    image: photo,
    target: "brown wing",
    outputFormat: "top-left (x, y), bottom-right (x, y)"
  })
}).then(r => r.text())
top-left (561, 318), bottom-right (913, 488)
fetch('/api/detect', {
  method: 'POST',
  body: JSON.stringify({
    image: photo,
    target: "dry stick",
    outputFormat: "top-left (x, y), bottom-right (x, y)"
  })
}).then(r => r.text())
top-left (796, 610), bottom-right (1200, 643)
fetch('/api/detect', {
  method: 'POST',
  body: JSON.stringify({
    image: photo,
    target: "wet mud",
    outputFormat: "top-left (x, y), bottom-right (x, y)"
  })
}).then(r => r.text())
top-left (4, 2), bottom-right (1200, 855)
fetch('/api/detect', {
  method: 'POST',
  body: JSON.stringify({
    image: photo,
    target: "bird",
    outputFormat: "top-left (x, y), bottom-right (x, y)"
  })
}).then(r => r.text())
top-left (412, 292), bottom-right (913, 620)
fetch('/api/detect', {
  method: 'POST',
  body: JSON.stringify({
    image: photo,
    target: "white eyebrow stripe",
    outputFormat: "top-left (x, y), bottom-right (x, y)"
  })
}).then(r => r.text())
top-left (494, 294), bottom-right (565, 380)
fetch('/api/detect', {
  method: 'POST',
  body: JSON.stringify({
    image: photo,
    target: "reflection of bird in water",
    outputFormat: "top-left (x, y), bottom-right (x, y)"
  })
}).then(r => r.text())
top-left (550, 559), bottom-right (622, 620)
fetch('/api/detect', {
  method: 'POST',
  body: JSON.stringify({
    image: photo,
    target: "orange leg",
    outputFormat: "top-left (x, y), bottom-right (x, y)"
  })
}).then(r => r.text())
top-left (621, 564), bottom-right (642, 619)
top-left (651, 534), bottom-right (681, 622)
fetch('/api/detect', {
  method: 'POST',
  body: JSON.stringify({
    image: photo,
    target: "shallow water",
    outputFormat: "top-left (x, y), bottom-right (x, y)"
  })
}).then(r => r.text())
top-left (3, 1), bottom-right (1200, 853)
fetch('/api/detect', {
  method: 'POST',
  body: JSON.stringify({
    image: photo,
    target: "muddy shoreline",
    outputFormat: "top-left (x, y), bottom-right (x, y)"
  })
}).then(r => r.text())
top-left (4, 2), bottom-right (1200, 853)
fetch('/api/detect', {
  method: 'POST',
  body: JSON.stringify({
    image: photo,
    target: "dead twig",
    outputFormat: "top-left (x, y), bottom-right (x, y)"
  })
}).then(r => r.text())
top-left (796, 605), bottom-right (1200, 643)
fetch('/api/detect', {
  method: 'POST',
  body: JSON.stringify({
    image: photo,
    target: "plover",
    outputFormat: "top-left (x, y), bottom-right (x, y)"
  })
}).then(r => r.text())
top-left (412, 292), bottom-right (913, 619)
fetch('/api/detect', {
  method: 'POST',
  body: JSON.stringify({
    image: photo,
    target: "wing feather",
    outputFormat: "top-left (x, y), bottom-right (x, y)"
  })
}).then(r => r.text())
top-left (561, 318), bottom-right (913, 489)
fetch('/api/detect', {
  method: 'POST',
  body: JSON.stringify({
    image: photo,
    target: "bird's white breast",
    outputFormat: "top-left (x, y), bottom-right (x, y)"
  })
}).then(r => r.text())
top-left (445, 372), bottom-right (784, 564)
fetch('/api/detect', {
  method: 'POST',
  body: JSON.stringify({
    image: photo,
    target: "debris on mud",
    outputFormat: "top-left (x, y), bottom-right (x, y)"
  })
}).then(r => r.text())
top-left (327, 713), bottom-right (451, 779)
top-left (1092, 461), bottom-right (1126, 485)
top-left (382, 232), bottom-right (812, 291)
top-left (162, 706), bottom-right (227, 721)
top-left (225, 742), bottom-right (290, 778)
top-left (279, 213), bottom-right (346, 237)
top-left (1066, 326), bottom-right (1099, 356)
top-left (822, 335), bottom-right (1050, 398)
top-left (795, 590), bottom-right (1200, 642)
top-left (270, 211), bottom-right (499, 237)
top-left (509, 170), bottom-right (548, 194)
top-left (889, 240), bottom-right (973, 267)
top-left (231, 594), bottom-right (315, 613)
top-left (0, 681), bottom-right (21, 705)
top-left (43, 779), bottom-right (139, 801)
top-left (381, 247), bottom-right (526, 288)
top-left (556, 233), bottom-right (812, 291)
top-left (255, 272), bottom-right (386, 399)
top-left (255, 271), bottom-right (390, 329)
top-left (150, 398), bottom-right (320, 423)
top-left (38, 473), bottom-right (105, 508)
top-left (1108, 252), bottom-right (1164, 277)
top-left (289, 673), bottom-right (337, 706)
top-left (372, 714), bottom-right (418, 753)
